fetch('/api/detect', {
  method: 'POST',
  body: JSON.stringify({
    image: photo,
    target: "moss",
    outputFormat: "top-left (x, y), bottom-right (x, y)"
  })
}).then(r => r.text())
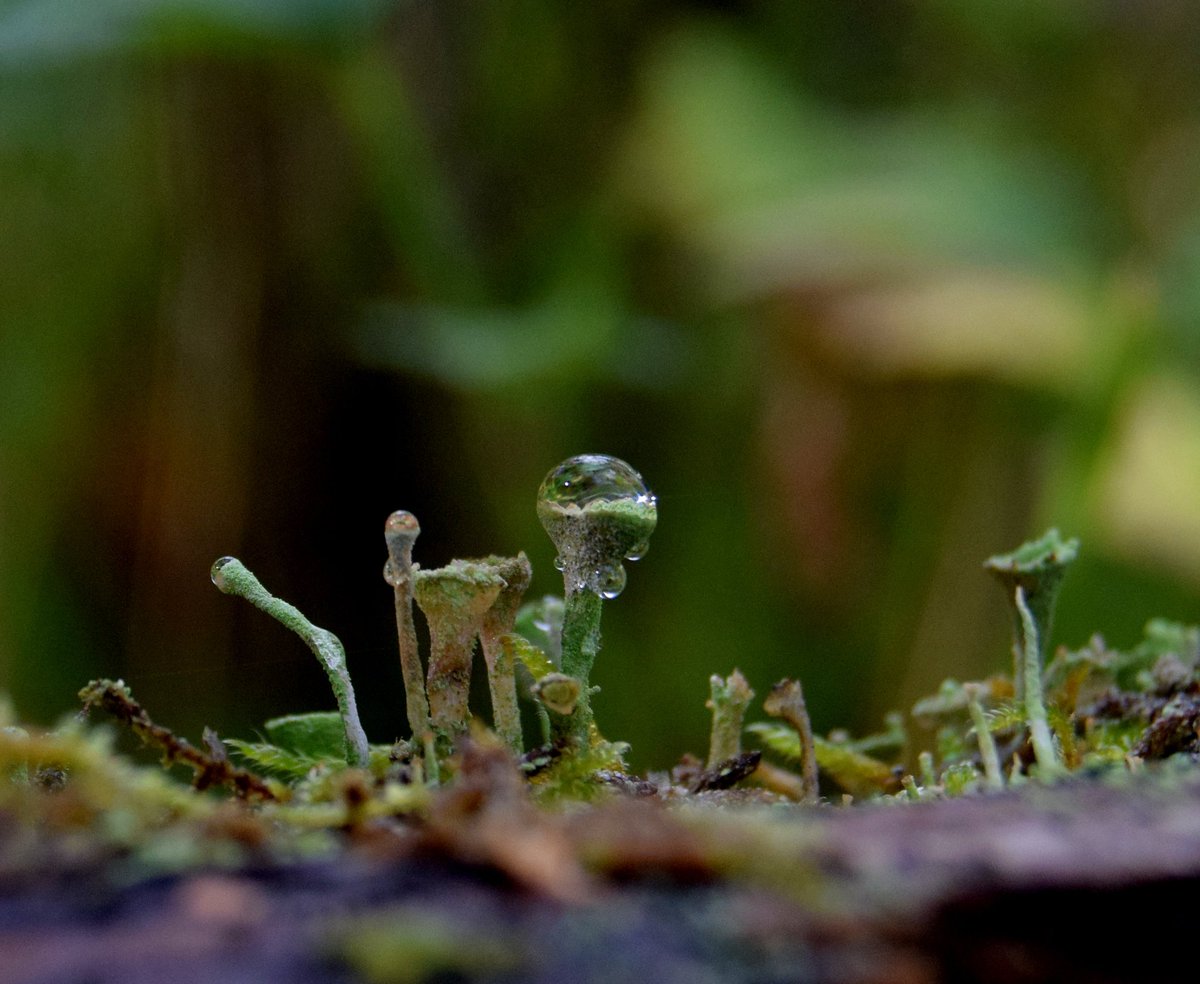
top-left (331, 909), bottom-right (526, 984)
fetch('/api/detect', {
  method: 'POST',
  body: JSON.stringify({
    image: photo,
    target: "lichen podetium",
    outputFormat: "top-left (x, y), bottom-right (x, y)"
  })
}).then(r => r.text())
top-left (211, 557), bottom-right (370, 768)
top-left (383, 510), bottom-right (441, 779)
top-left (475, 553), bottom-right (533, 753)
top-left (984, 528), bottom-right (1078, 697)
top-left (984, 529), bottom-right (1076, 776)
top-left (414, 561), bottom-right (504, 738)
top-left (536, 455), bottom-right (657, 743)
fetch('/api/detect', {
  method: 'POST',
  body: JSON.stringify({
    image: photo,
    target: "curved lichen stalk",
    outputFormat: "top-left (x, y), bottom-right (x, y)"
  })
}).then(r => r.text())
top-left (536, 454), bottom-right (657, 743)
top-left (210, 557), bottom-right (370, 768)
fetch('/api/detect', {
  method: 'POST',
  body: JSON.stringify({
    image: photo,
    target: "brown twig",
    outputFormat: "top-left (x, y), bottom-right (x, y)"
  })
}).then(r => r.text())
top-left (79, 679), bottom-right (278, 801)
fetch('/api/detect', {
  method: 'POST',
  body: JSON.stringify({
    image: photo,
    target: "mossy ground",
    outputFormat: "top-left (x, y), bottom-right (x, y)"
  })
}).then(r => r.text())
top-left (5, 529), bottom-right (1200, 982)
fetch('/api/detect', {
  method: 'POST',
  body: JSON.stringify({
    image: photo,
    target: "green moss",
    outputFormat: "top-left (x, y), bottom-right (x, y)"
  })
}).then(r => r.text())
top-left (331, 910), bottom-right (526, 984)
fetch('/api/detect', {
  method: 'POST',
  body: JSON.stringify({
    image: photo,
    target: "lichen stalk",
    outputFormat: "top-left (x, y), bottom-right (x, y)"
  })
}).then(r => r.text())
top-left (1015, 585), bottom-right (1062, 774)
top-left (536, 456), bottom-right (658, 745)
top-left (964, 682), bottom-right (1003, 791)
top-left (984, 529), bottom-right (1078, 696)
top-left (476, 553), bottom-right (532, 752)
top-left (538, 502), bottom-right (656, 744)
top-left (384, 512), bottom-right (432, 744)
top-left (706, 670), bottom-right (755, 769)
top-left (763, 679), bottom-right (819, 804)
top-left (558, 588), bottom-right (603, 740)
top-left (414, 562), bottom-right (504, 737)
top-left (210, 557), bottom-right (369, 768)
top-left (917, 750), bottom-right (937, 789)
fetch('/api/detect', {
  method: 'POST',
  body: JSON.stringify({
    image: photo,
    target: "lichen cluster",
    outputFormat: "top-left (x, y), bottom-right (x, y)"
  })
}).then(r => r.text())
top-left (3, 457), bottom-right (1200, 886)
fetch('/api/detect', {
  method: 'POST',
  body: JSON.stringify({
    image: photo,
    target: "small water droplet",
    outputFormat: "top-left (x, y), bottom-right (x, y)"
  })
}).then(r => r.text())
top-left (553, 555), bottom-right (565, 572)
top-left (210, 555), bottom-right (235, 589)
top-left (625, 540), bottom-right (650, 562)
top-left (383, 560), bottom-right (399, 586)
top-left (596, 565), bottom-right (627, 600)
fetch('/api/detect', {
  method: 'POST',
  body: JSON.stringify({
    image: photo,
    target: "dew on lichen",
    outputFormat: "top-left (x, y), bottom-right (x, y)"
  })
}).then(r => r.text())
top-left (536, 454), bottom-right (657, 599)
top-left (210, 555), bottom-right (236, 590)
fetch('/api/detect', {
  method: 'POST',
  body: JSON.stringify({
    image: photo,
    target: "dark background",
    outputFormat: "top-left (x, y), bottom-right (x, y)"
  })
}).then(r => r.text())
top-left (4, 0), bottom-right (1200, 767)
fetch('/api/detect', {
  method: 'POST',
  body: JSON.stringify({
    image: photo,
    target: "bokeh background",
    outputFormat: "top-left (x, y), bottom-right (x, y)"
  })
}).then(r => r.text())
top-left (4, 0), bottom-right (1200, 768)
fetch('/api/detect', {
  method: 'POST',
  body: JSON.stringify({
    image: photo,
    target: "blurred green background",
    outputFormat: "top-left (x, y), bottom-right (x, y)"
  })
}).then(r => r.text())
top-left (4, 0), bottom-right (1200, 768)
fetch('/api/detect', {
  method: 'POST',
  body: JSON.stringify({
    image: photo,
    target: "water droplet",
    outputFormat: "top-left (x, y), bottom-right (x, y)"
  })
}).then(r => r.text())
top-left (383, 560), bottom-right (399, 586)
top-left (537, 454), bottom-right (656, 511)
top-left (210, 555), bottom-right (235, 589)
top-left (596, 565), bottom-right (627, 599)
top-left (625, 540), bottom-right (650, 562)
top-left (537, 455), bottom-right (657, 598)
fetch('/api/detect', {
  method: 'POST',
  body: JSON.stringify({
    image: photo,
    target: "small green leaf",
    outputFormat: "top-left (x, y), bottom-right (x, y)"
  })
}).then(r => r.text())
top-left (264, 711), bottom-right (345, 759)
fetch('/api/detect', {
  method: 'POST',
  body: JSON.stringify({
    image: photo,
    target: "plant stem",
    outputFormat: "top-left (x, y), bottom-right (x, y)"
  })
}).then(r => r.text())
top-left (211, 557), bottom-right (369, 768)
top-left (383, 512), bottom-right (433, 754)
top-left (964, 683), bottom-right (1003, 791)
top-left (414, 562), bottom-right (504, 737)
top-left (918, 750), bottom-right (937, 789)
top-left (558, 587), bottom-right (603, 742)
top-left (80, 678), bottom-right (279, 799)
top-left (476, 554), bottom-right (531, 753)
top-left (1015, 585), bottom-right (1061, 774)
top-left (984, 529), bottom-right (1078, 696)
top-left (706, 670), bottom-right (755, 769)
top-left (763, 679), bottom-right (819, 804)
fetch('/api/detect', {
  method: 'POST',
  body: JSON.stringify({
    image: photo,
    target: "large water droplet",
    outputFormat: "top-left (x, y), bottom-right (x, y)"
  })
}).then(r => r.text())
top-left (537, 454), bottom-right (657, 599)
top-left (537, 454), bottom-right (656, 511)
top-left (596, 565), bottom-right (627, 599)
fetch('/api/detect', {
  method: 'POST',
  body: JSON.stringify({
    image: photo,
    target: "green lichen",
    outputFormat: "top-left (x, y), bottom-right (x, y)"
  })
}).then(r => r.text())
top-left (413, 560), bottom-right (505, 738)
top-left (383, 511), bottom-right (434, 764)
top-left (211, 558), bottom-right (370, 769)
top-left (8, 457), bottom-right (1200, 913)
top-left (707, 670), bottom-right (755, 769)
top-left (536, 454), bottom-right (658, 745)
top-left (475, 553), bottom-right (533, 753)
top-left (984, 528), bottom-right (1078, 695)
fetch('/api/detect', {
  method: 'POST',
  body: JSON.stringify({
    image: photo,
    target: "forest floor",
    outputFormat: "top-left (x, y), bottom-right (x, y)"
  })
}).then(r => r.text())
top-left (3, 745), bottom-right (1199, 984)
